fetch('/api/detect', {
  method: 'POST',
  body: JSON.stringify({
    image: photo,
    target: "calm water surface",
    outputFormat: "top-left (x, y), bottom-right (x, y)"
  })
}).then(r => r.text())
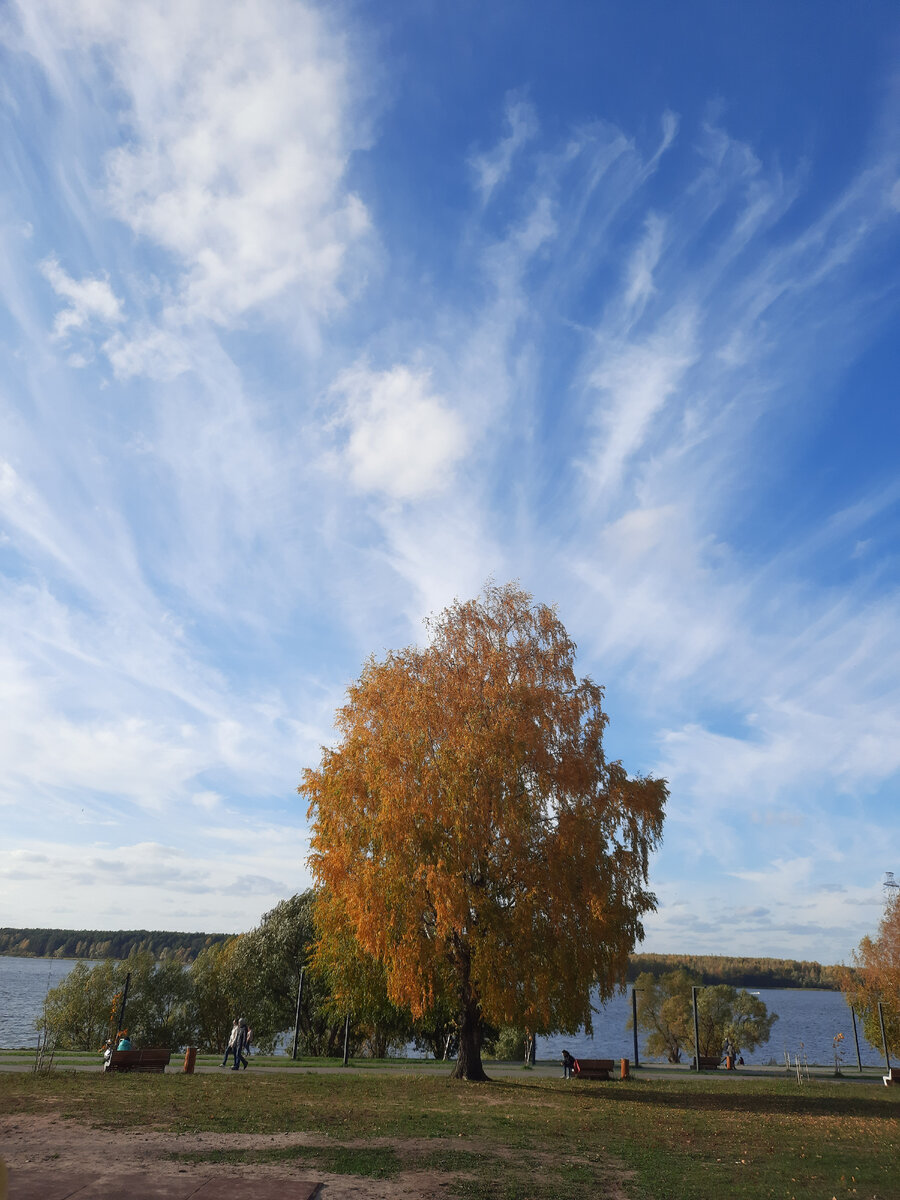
top-left (0, 956), bottom-right (96, 1048)
top-left (539, 987), bottom-right (886, 1067)
top-left (0, 956), bottom-right (888, 1066)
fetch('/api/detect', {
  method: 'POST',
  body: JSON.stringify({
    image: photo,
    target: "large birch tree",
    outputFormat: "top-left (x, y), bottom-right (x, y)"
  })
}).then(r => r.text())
top-left (301, 582), bottom-right (667, 1081)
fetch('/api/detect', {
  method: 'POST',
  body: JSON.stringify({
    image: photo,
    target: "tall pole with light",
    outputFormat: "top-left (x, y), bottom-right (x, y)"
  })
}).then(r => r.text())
top-left (691, 986), bottom-right (701, 1070)
top-left (631, 987), bottom-right (640, 1068)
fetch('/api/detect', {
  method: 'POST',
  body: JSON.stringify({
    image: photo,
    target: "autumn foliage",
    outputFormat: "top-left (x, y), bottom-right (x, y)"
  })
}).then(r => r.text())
top-left (302, 583), bottom-right (667, 1080)
top-left (842, 892), bottom-right (900, 1058)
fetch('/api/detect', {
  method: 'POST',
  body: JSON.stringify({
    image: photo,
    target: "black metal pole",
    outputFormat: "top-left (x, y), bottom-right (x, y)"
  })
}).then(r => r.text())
top-left (877, 1002), bottom-right (891, 1071)
top-left (117, 972), bottom-right (131, 1039)
top-left (291, 968), bottom-right (305, 1061)
top-left (850, 1006), bottom-right (862, 1073)
top-left (342, 1013), bottom-right (350, 1067)
top-left (691, 986), bottom-right (701, 1071)
top-left (632, 988), bottom-right (640, 1068)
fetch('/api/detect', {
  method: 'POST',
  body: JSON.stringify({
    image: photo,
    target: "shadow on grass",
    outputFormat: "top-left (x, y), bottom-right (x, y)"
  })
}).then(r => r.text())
top-left (489, 1077), bottom-right (900, 1120)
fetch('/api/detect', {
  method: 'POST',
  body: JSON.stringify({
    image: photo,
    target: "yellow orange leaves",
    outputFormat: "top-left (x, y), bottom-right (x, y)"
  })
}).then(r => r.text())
top-left (841, 892), bottom-right (900, 1057)
top-left (301, 582), bottom-right (667, 1074)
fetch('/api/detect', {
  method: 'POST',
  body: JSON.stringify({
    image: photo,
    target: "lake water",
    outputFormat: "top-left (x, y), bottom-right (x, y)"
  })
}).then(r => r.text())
top-left (537, 986), bottom-right (887, 1068)
top-left (0, 956), bottom-right (95, 1049)
top-left (0, 955), bottom-right (889, 1067)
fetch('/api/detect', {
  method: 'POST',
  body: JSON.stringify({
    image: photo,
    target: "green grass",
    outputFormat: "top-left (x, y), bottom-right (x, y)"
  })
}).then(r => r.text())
top-left (1, 1070), bottom-right (897, 1199)
top-left (170, 1144), bottom-right (404, 1178)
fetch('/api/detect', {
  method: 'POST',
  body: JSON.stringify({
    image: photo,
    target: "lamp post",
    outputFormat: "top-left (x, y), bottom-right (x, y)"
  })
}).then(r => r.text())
top-left (290, 967), bottom-right (305, 1061)
top-left (691, 986), bottom-right (701, 1071)
top-left (116, 972), bottom-right (131, 1040)
top-left (849, 1004), bottom-right (863, 1074)
top-left (631, 987), bottom-right (640, 1068)
top-left (877, 1002), bottom-right (891, 1073)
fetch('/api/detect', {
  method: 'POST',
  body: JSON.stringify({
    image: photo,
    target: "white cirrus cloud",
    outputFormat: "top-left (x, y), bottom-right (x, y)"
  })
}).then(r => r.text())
top-left (40, 257), bottom-right (124, 340)
top-left (470, 92), bottom-right (538, 204)
top-left (331, 363), bottom-right (468, 501)
top-left (102, 325), bottom-right (194, 381)
top-left (19, 0), bottom-right (374, 350)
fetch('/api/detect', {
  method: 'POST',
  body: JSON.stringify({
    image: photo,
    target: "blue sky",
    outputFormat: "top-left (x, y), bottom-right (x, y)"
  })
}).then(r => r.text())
top-left (1, 0), bottom-right (898, 964)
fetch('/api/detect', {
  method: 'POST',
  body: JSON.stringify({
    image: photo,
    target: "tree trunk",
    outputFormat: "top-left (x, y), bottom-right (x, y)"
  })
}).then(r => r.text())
top-left (451, 995), bottom-right (489, 1081)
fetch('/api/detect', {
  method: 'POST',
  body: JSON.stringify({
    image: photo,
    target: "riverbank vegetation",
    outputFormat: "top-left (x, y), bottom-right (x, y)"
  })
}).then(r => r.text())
top-left (627, 953), bottom-right (843, 990)
top-left (6, 931), bottom-right (846, 990)
top-left (1, 1069), bottom-right (896, 1199)
top-left (9, 929), bottom-right (846, 984)
top-left (0, 928), bottom-right (227, 961)
top-left (25, 892), bottom-right (859, 1058)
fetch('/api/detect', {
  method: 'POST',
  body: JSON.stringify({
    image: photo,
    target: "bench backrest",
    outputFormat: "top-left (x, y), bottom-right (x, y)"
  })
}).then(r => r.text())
top-left (109, 1049), bottom-right (171, 1067)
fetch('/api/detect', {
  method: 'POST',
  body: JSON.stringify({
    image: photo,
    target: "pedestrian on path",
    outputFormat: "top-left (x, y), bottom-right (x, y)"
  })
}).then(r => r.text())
top-left (232, 1017), bottom-right (249, 1071)
top-left (221, 1019), bottom-right (239, 1068)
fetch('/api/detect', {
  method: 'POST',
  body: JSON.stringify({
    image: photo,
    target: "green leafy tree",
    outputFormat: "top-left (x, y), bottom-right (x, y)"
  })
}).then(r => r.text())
top-left (38, 951), bottom-right (194, 1050)
top-left (310, 907), bottom-right (413, 1058)
top-left (303, 582), bottom-right (667, 1081)
top-left (491, 1027), bottom-right (528, 1062)
top-left (629, 968), bottom-right (698, 1063)
top-left (189, 939), bottom-right (243, 1052)
top-left (38, 959), bottom-right (120, 1051)
top-left (694, 984), bottom-right (776, 1057)
top-left (117, 950), bottom-right (194, 1048)
top-left (630, 969), bottom-right (776, 1062)
top-left (227, 892), bottom-right (348, 1055)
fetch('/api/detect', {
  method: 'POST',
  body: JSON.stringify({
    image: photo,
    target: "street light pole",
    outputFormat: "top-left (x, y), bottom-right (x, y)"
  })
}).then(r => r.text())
top-left (691, 986), bottom-right (701, 1071)
top-left (291, 967), bottom-right (305, 1061)
top-left (850, 1005), bottom-right (863, 1074)
top-left (631, 988), bottom-right (640, 1068)
top-left (117, 972), bottom-right (131, 1039)
top-left (877, 1002), bottom-right (891, 1072)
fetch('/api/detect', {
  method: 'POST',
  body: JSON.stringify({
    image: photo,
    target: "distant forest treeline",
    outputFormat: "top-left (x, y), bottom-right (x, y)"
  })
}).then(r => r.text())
top-left (0, 927), bottom-right (230, 963)
top-left (2, 928), bottom-right (842, 988)
top-left (627, 953), bottom-right (842, 990)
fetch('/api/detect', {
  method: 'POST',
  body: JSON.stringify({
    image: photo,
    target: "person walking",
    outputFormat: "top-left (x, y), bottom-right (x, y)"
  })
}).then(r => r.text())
top-left (231, 1017), bottom-right (250, 1071)
top-left (222, 1019), bottom-right (239, 1069)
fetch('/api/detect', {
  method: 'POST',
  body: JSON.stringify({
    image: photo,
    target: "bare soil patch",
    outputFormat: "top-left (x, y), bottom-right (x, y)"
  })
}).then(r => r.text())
top-left (0, 1113), bottom-right (632, 1199)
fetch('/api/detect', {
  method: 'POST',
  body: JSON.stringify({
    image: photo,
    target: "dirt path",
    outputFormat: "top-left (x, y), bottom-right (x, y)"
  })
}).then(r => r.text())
top-left (1, 1113), bottom-right (633, 1199)
top-left (0, 1114), bottom-right (450, 1198)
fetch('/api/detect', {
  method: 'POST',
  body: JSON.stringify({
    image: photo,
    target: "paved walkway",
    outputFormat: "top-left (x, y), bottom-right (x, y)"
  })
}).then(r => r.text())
top-left (0, 1055), bottom-right (889, 1082)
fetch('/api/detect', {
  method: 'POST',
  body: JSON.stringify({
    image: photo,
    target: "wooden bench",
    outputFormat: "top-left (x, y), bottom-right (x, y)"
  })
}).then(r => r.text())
top-left (573, 1058), bottom-right (615, 1081)
top-left (106, 1048), bottom-right (171, 1073)
top-left (694, 1055), bottom-right (722, 1070)
top-left (883, 1067), bottom-right (900, 1086)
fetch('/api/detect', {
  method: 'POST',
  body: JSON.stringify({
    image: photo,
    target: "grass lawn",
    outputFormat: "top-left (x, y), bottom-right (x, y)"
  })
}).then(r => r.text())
top-left (1, 1069), bottom-right (897, 1199)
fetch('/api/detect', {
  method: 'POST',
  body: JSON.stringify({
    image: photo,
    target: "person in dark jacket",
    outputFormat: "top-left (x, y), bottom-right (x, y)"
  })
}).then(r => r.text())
top-left (232, 1017), bottom-right (249, 1071)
